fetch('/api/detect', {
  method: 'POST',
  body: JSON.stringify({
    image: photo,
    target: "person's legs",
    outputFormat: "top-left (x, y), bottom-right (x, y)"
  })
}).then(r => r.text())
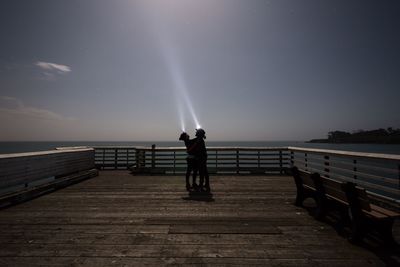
top-left (198, 160), bottom-right (205, 189)
top-left (192, 161), bottom-right (198, 189)
top-left (185, 159), bottom-right (192, 191)
top-left (204, 166), bottom-right (210, 191)
top-left (198, 158), bottom-right (210, 191)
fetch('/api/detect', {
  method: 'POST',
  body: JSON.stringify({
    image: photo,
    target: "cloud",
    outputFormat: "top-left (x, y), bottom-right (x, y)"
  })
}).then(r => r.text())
top-left (0, 96), bottom-right (24, 108)
top-left (0, 96), bottom-right (75, 121)
top-left (36, 61), bottom-right (71, 73)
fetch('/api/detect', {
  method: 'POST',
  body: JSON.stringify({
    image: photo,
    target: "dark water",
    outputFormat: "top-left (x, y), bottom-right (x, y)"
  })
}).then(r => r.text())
top-left (1, 141), bottom-right (400, 155)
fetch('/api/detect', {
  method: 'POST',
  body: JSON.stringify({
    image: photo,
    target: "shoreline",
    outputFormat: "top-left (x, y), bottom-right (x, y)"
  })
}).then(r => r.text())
top-left (308, 139), bottom-right (400, 144)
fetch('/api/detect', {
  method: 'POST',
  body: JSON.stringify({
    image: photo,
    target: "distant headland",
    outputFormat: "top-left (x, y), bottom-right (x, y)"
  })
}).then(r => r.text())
top-left (308, 128), bottom-right (400, 144)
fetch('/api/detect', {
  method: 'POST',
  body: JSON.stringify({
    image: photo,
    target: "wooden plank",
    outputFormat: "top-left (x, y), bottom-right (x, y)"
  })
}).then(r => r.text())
top-left (0, 172), bottom-right (395, 266)
top-left (0, 243), bottom-right (375, 258)
top-left (169, 224), bottom-right (281, 234)
top-left (0, 257), bottom-right (385, 267)
top-left (370, 204), bottom-right (400, 217)
top-left (363, 210), bottom-right (388, 219)
top-left (320, 177), bottom-right (348, 203)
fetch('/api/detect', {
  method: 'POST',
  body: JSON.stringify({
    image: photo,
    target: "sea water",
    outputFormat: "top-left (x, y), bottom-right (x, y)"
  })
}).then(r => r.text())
top-left (0, 141), bottom-right (400, 155)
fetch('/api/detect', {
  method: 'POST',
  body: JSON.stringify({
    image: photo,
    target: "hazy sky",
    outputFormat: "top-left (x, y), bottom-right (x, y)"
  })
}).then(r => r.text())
top-left (0, 0), bottom-right (399, 141)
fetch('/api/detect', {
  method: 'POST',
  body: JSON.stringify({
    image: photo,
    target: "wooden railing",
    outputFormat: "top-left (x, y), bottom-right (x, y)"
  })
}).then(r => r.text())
top-left (288, 146), bottom-right (400, 204)
top-left (0, 148), bottom-right (96, 197)
top-left (93, 145), bottom-right (400, 204)
top-left (94, 146), bottom-right (290, 174)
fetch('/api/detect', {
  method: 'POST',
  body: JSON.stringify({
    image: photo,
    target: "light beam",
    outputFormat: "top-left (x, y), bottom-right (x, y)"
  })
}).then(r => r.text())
top-left (141, 3), bottom-right (202, 131)
top-left (161, 39), bottom-right (201, 130)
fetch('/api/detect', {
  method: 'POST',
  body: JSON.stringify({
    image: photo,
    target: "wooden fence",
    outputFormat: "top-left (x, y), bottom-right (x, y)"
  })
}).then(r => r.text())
top-left (0, 148), bottom-right (96, 198)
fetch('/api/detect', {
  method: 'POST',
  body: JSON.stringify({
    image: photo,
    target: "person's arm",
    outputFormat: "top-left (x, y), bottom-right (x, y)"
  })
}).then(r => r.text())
top-left (187, 139), bottom-right (198, 153)
top-left (183, 139), bottom-right (190, 149)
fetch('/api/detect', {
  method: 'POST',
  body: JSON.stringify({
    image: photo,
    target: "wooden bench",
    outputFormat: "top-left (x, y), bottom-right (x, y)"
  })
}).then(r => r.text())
top-left (291, 166), bottom-right (400, 244)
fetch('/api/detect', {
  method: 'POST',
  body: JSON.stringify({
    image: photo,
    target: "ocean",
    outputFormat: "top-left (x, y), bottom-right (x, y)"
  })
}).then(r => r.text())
top-left (1, 141), bottom-right (400, 155)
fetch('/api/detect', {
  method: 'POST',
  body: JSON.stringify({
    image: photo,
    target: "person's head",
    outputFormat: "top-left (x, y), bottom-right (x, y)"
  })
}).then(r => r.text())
top-left (195, 128), bottom-right (206, 139)
top-left (179, 132), bottom-right (189, 141)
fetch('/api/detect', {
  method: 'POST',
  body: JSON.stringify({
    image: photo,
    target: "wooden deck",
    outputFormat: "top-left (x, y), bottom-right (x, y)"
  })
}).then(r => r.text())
top-left (0, 171), bottom-right (398, 266)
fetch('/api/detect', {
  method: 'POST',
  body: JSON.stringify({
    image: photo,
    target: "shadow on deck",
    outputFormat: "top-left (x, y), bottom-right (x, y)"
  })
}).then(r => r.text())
top-left (0, 171), bottom-right (398, 266)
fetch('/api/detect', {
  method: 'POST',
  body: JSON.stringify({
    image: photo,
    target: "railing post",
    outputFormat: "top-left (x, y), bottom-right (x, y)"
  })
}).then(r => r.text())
top-left (215, 150), bottom-right (218, 170)
top-left (236, 149), bottom-right (239, 174)
top-left (102, 148), bottom-right (105, 170)
top-left (353, 159), bottom-right (357, 180)
top-left (135, 149), bottom-right (139, 169)
top-left (324, 155), bottom-right (330, 178)
top-left (151, 144), bottom-right (156, 171)
top-left (398, 163), bottom-right (400, 190)
top-left (279, 150), bottom-right (283, 174)
top-left (126, 149), bottom-right (129, 170)
top-left (133, 148), bottom-right (136, 169)
top-left (290, 150), bottom-right (294, 167)
top-left (305, 153), bottom-right (308, 171)
top-left (114, 148), bottom-right (118, 170)
top-left (173, 151), bottom-right (176, 174)
top-left (135, 149), bottom-right (143, 170)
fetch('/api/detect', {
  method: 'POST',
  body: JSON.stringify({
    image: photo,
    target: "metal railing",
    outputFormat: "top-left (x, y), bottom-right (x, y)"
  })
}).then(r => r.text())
top-left (94, 146), bottom-right (290, 174)
top-left (67, 145), bottom-right (399, 205)
top-left (94, 146), bottom-right (137, 170)
top-left (288, 146), bottom-right (400, 204)
top-left (0, 148), bottom-right (95, 197)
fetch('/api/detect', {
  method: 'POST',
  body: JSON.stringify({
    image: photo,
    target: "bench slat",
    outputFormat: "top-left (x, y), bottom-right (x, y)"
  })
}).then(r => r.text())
top-left (303, 184), bottom-right (316, 191)
top-left (326, 195), bottom-right (348, 206)
top-left (363, 209), bottom-right (389, 219)
top-left (324, 188), bottom-right (348, 203)
top-left (370, 204), bottom-right (400, 218)
top-left (317, 176), bottom-right (348, 203)
top-left (299, 172), bottom-right (314, 188)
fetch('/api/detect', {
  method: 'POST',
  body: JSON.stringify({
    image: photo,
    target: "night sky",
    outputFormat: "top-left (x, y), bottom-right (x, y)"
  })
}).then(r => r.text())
top-left (0, 0), bottom-right (399, 141)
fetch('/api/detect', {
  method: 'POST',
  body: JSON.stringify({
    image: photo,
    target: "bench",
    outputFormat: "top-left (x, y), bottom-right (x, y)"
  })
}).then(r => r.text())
top-left (291, 166), bottom-right (400, 244)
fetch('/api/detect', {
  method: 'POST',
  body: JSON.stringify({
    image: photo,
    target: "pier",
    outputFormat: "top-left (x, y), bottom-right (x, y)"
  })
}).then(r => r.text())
top-left (0, 147), bottom-right (399, 266)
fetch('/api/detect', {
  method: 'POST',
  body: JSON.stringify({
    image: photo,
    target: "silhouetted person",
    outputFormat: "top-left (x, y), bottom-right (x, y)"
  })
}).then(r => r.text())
top-left (193, 128), bottom-right (210, 192)
top-left (179, 132), bottom-right (198, 191)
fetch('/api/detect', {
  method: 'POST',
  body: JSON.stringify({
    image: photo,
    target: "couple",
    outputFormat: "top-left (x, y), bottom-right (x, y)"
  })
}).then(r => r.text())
top-left (179, 128), bottom-right (210, 192)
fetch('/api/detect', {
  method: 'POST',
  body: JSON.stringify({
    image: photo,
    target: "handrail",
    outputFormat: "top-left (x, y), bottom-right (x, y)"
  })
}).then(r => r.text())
top-left (92, 145), bottom-right (400, 160)
top-left (288, 146), bottom-right (400, 161)
top-left (92, 146), bottom-right (290, 152)
top-left (0, 147), bottom-right (92, 159)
